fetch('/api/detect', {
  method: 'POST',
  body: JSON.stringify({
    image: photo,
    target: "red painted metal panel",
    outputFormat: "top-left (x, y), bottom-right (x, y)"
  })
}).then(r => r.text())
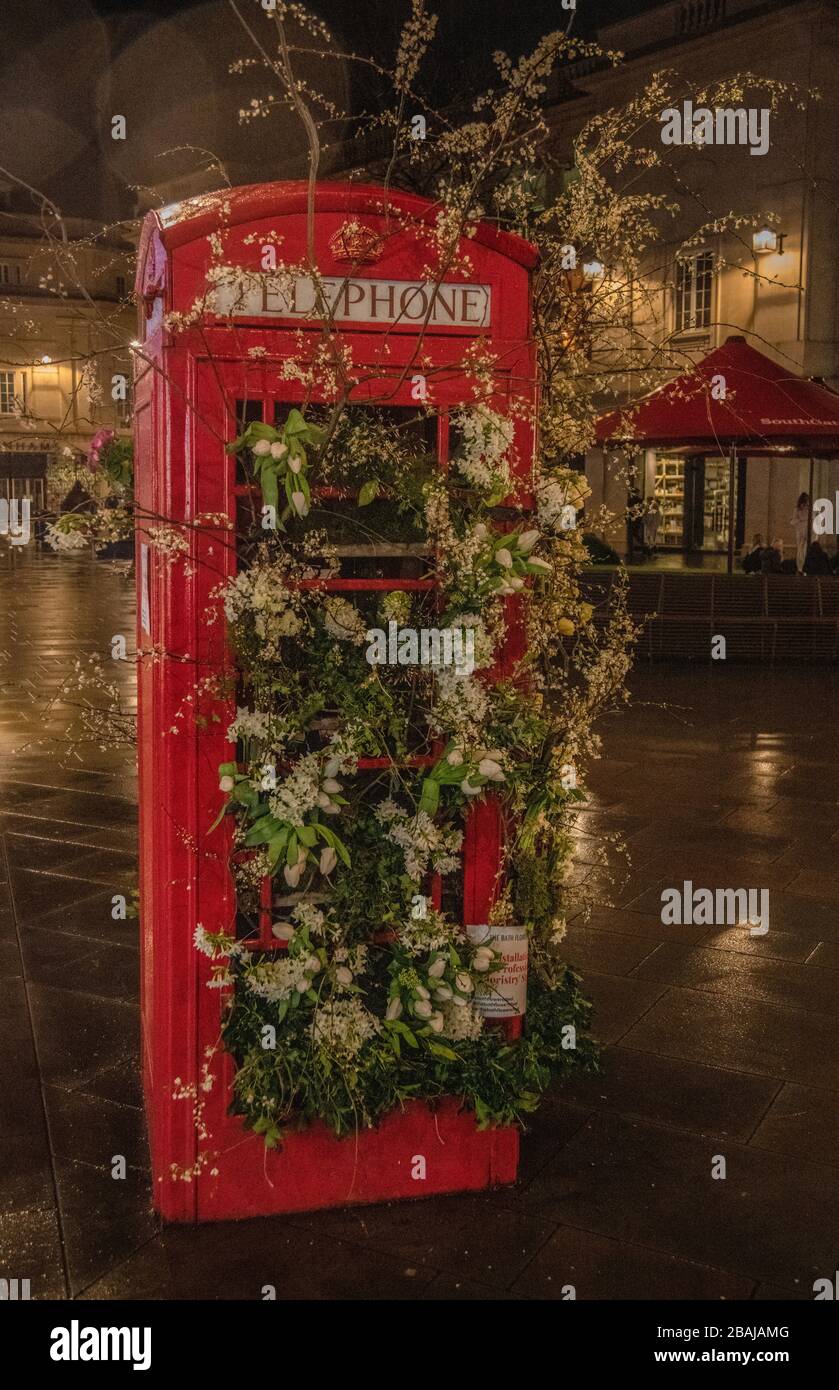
top-left (135, 183), bottom-right (537, 1221)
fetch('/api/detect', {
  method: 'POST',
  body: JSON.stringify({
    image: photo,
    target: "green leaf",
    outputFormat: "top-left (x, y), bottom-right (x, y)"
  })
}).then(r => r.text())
top-left (297, 825), bottom-right (317, 847)
top-left (427, 1041), bottom-right (459, 1061)
top-left (418, 777), bottom-right (440, 816)
top-left (286, 833), bottom-right (299, 868)
top-left (358, 480), bottom-right (379, 506)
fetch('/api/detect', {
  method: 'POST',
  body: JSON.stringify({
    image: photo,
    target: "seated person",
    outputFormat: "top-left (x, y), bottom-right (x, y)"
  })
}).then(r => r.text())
top-left (804, 539), bottom-right (832, 575)
top-left (760, 538), bottom-right (783, 574)
top-left (742, 533), bottom-right (763, 574)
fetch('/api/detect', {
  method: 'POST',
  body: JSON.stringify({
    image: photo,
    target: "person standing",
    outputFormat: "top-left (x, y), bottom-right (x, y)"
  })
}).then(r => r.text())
top-left (643, 496), bottom-right (661, 557)
top-left (791, 492), bottom-right (810, 574)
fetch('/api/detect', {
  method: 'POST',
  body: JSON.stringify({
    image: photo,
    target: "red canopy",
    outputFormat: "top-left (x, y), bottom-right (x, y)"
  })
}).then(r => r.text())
top-left (596, 336), bottom-right (839, 455)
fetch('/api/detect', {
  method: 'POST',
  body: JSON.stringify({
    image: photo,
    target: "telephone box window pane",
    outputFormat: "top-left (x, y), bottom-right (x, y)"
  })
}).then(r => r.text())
top-left (234, 399), bottom-right (263, 484)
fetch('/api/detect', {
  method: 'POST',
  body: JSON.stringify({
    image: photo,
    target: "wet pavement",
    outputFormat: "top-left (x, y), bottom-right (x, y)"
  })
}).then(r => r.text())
top-left (1, 550), bottom-right (838, 1301)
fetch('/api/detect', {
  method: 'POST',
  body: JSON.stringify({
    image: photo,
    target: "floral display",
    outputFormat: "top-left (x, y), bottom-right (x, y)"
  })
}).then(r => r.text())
top-left (202, 400), bottom-right (634, 1148)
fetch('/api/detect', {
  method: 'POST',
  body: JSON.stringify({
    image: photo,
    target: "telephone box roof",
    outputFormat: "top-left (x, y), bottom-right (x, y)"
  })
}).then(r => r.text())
top-left (140, 179), bottom-right (539, 270)
top-left (596, 336), bottom-right (839, 456)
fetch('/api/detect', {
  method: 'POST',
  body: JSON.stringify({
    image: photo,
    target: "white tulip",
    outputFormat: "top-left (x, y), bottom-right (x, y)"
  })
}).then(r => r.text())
top-left (321, 778), bottom-right (342, 794)
top-left (450, 993), bottom-right (469, 1007)
top-left (305, 956), bottom-right (321, 974)
top-left (386, 997), bottom-right (403, 1021)
top-left (455, 972), bottom-right (473, 994)
top-left (316, 790), bottom-right (332, 809)
top-left (253, 439), bottom-right (272, 456)
top-left (495, 547), bottom-right (513, 569)
top-left (433, 983), bottom-right (452, 1001)
top-left (283, 862), bottom-right (303, 888)
top-left (324, 758), bottom-right (341, 778)
top-left (291, 490), bottom-right (308, 516)
top-left (415, 984), bottom-right (430, 1000)
top-left (335, 966), bottom-right (353, 986)
top-left (517, 528), bottom-right (540, 552)
top-left (429, 1012), bottom-right (445, 1034)
top-left (322, 801), bottom-right (341, 815)
top-left (472, 954), bottom-right (491, 973)
top-left (527, 557), bottom-right (551, 572)
top-left (288, 455), bottom-right (302, 473)
top-left (474, 522), bottom-right (489, 540)
top-left (413, 998), bottom-right (433, 1019)
top-left (319, 846), bottom-right (337, 875)
top-left (271, 922), bottom-right (295, 942)
top-left (446, 749), bottom-right (464, 766)
top-left (508, 576), bottom-right (525, 590)
top-left (219, 775), bottom-right (235, 793)
top-left (270, 441), bottom-right (288, 460)
top-left (427, 956), bottom-right (446, 978)
top-left (474, 945), bottom-right (494, 964)
top-left (460, 778), bottom-right (483, 796)
top-left (478, 758), bottom-right (503, 779)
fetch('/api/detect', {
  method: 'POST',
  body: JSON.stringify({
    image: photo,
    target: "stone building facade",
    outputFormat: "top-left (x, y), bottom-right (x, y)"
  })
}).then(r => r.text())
top-left (546, 0), bottom-right (839, 560)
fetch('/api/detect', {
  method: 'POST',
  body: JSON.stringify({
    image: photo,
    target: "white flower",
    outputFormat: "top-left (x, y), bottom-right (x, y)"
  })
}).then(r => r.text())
top-left (288, 455), bottom-right (302, 473)
top-left (455, 972), bottom-right (473, 994)
top-left (460, 778), bottom-right (483, 796)
top-left (478, 758), bottom-right (504, 781)
top-left (446, 749), bottom-right (464, 766)
top-left (495, 547), bottom-right (513, 569)
top-left (219, 775), bottom-right (235, 793)
top-left (415, 984), bottom-right (430, 1000)
top-left (386, 997), bottom-right (403, 1021)
top-left (413, 998), bottom-right (433, 1019)
top-left (321, 778), bottom-right (342, 795)
top-left (319, 846), bottom-right (337, 875)
top-left (450, 992), bottom-right (469, 1007)
top-left (429, 1011), bottom-right (445, 1033)
top-left (283, 861), bottom-right (304, 888)
top-left (253, 439), bottom-right (272, 456)
top-left (527, 557), bottom-right (551, 573)
top-left (291, 490), bottom-right (308, 516)
top-left (270, 440), bottom-right (288, 459)
top-left (335, 965), bottom-right (353, 986)
top-left (305, 955), bottom-right (322, 975)
top-left (311, 997), bottom-right (380, 1061)
top-left (271, 922), bottom-right (295, 942)
top-left (323, 596), bottom-right (367, 645)
top-left (433, 983), bottom-right (453, 1001)
top-left (427, 956), bottom-right (447, 978)
top-left (517, 529), bottom-right (540, 552)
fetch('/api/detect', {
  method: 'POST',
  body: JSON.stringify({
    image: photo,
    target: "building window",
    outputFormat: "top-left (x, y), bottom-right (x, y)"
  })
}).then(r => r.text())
top-left (675, 250), bottom-right (713, 332)
top-left (0, 370), bottom-right (21, 414)
top-left (0, 262), bottom-right (21, 287)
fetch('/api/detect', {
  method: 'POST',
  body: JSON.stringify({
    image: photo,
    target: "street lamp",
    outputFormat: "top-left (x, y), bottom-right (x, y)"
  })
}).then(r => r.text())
top-left (752, 227), bottom-right (785, 255)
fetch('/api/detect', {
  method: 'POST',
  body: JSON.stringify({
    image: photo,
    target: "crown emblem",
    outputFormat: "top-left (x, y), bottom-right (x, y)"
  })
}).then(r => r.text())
top-left (329, 221), bottom-right (383, 263)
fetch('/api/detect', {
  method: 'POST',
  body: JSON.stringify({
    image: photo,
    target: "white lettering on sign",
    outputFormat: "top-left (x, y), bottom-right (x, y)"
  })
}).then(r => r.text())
top-left (210, 271), bottom-right (491, 329)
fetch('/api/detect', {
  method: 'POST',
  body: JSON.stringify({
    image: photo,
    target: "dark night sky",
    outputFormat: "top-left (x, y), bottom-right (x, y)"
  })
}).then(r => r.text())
top-left (0, 0), bottom-right (663, 220)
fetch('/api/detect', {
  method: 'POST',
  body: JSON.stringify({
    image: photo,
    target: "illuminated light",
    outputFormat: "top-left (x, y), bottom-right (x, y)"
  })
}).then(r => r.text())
top-left (130, 339), bottom-right (142, 349)
top-left (752, 227), bottom-right (778, 254)
top-left (582, 260), bottom-right (605, 282)
top-left (40, 355), bottom-right (52, 364)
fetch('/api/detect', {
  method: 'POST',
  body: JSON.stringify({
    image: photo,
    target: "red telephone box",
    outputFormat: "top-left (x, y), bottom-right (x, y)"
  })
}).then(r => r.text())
top-left (134, 182), bottom-right (539, 1221)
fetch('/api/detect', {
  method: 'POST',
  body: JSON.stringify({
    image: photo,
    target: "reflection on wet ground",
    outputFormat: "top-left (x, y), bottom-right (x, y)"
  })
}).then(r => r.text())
top-left (1, 550), bottom-right (837, 1300)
